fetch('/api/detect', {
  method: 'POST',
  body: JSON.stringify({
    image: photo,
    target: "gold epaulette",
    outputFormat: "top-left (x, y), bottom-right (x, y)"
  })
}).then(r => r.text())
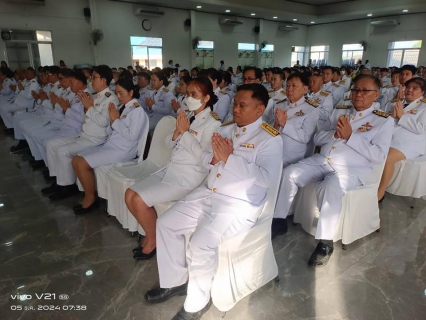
top-left (373, 110), bottom-right (390, 118)
top-left (332, 83), bottom-right (340, 87)
top-left (162, 87), bottom-right (169, 92)
top-left (391, 98), bottom-right (400, 103)
top-left (148, 86), bottom-right (154, 90)
top-left (57, 84), bottom-right (61, 88)
top-left (306, 99), bottom-right (318, 108)
top-left (268, 89), bottom-right (274, 93)
top-left (221, 120), bottom-right (234, 127)
top-left (385, 85), bottom-right (394, 88)
top-left (105, 92), bottom-right (111, 97)
top-left (319, 91), bottom-right (329, 97)
top-left (210, 111), bottom-right (221, 121)
top-left (421, 97), bottom-right (426, 103)
top-left (340, 80), bottom-right (346, 85)
top-left (281, 90), bottom-right (287, 95)
top-left (133, 102), bottom-right (140, 107)
top-left (261, 122), bottom-right (280, 137)
top-left (219, 90), bottom-right (227, 95)
top-left (336, 105), bottom-right (352, 109)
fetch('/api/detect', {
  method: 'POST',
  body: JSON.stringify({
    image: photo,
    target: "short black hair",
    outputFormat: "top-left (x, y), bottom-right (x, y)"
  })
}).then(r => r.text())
top-left (287, 72), bottom-right (310, 86)
top-left (237, 83), bottom-right (269, 107)
top-left (236, 66), bottom-right (242, 72)
top-left (405, 77), bottom-right (426, 92)
top-left (48, 66), bottom-right (61, 75)
top-left (380, 67), bottom-right (388, 72)
top-left (0, 67), bottom-right (14, 78)
top-left (119, 69), bottom-right (134, 81)
top-left (116, 77), bottom-right (140, 99)
top-left (152, 71), bottom-right (169, 86)
top-left (243, 66), bottom-right (262, 80)
top-left (221, 71), bottom-right (231, 85)
top-left (353, 74), bottom-right (381, 90)
top-left (71, 70), bottom-right (88, 85)
top-left (93, 65), bottom-right (113, 85)
top-left (58, 68), bottom-right (73, 78)
top-left (400, 64), bottom-right (417, 75)
top-left (137, 71), bottom-right (151, 82)
top-left (179, 69), bottom-right (190, 77)
top-left (180, 75), bottom-right (192, 85)
top-left (207, 68), bottom-right (222, 84)
top-left (322, 66), bottom-right (333, 73)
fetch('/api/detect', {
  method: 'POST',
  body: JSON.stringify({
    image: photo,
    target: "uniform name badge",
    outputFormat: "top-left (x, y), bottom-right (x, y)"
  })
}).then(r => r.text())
top-left (240, 143), bottom-right (254, 148)
top-left (189, 129), bottom-right (198, 136)
top-left (295, 110), bottom-right (305, 116)
top-left (357, 122), bottom-right (373, 132)
top-left (407, 109), bottom-right (417, 115)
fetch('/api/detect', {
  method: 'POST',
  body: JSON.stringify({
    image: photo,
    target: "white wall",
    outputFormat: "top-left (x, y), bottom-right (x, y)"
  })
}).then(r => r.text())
top-left (0, 0), bottom-right (94, 67)
top-left (307, 13), bottom-right (426, 67)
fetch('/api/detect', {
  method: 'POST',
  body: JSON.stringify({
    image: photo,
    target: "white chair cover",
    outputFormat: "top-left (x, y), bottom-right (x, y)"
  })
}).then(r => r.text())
top-left (210, 162), bottom-right (283, 312)
top-left (292, 162), bottom-right (385, 245)
top-left (106, 116), bottom-right (176, 231)
top-left (386, 155), bottom-right (426, 200)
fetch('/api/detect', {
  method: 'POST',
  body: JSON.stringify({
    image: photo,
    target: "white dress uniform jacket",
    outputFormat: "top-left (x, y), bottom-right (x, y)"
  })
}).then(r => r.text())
top-left (322, 81), bottom-right (344, 107)
top-left (263, 89), bottom-right (288, 126)
top-left (380, 76), bottom-right (391, 88)
top-left (274, 97), bottom-right (320, 166)
top-left (274, 104), bottom-right (394, 240)
top-left (0, 78), bottom-right (16, 103)
top-left (340, 75), bottom-right (352, 92)
top-left (156, 118), bottom-right (283, 313)
top-left (130, 107), bottom-right (221, 207)
top-left (137, 86), bottom-right (154, 111)
top-left (213, 87), bottom-right (231, 121)
top-left (390, 97), bottom-right (426, 159)
top-left (380, 85), bottom-right (399, 109)
top-left (145, 85), bottom-right (174, 132)
top-left (79, 99), bottom-right (149, 168)
top-left (308, 90), bottom-right (334, 131)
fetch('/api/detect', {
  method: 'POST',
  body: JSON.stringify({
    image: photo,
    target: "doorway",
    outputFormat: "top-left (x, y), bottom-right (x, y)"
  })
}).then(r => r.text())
top-left (130, 36), bottom-right (163, 69)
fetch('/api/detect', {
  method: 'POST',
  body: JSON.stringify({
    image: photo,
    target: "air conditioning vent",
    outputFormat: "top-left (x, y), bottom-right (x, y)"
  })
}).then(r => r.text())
top-left (371, 20), bottom-right (399, 27)
top-left (278, 25), bottom-right (299, 31)
top-left (219, 18), bottom-right (244, 26)
top-left (134, 5), bottom-right (165, 18)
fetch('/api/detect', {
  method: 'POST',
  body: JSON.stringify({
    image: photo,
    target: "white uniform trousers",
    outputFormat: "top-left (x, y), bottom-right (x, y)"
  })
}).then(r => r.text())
top-left (13, 111), bottom-right (42, 140)
top-left (23, 122), bottom-right (61, 161)
top-left (0, 102), bottom-right (28, 128)
top-left (274, 162), bottom-right (361, 240)
top-left (34, 126), bottom-right (78, 165)
top-left (55, 136), bottom-right (105, 185)
top-left (157, 194), bottom-right (256, 313)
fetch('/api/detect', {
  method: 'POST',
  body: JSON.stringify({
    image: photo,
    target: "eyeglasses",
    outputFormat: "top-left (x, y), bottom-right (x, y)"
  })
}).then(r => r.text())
top-left (91, 75), bottom-right (102, 80)
top-left (350, 88), bottom-right (378, 95)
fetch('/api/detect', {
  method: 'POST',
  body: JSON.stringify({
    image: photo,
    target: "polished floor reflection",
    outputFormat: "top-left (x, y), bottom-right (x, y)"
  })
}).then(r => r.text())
top-left (0, 131), bottom-right (425, 320)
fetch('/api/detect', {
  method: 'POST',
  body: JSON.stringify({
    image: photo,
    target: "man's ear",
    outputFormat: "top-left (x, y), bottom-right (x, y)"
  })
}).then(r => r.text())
top-left (257, 104), bottom-right (265, 115)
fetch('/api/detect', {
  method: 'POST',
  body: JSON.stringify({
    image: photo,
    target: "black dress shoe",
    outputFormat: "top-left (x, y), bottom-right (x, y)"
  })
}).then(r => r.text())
top-left (271, 218), bottom-right (288, 239)
top-left (49, 184), bottom-right (80, 201)
top-left (308, 241), bottom-right (334, 267)
top-left (378, 195), bottom-right (385, 203)
top-left (145, 282), bottom-right (188, 304)
top-left (73, 204), bottom-right (83, 211)
top-left (172, 300), bottom-right (212, 320)
top-left (31, 160), bottom-right (46, 169)
top-left (10, 140), bottom-right (29, 153)
top-left (41, 182), bottom-right (59, 195)
top-left (4, 128), bottom-right (14, 135)
top-left (132, 245), bottom-right (143, 253)
top-left (74, 198), bottom-right (100, 214)
top-left (133, 248), bottom-right (156, 260)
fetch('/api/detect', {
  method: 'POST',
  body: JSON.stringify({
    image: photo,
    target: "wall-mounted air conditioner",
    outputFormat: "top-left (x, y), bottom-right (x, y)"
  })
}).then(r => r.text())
top-left (278, 25), bottom-right (299, 31)
top-left (219, 18), bottom-right (244, 26)
top-left (371, 19), bottom-right (399, 27)
top-left (134, 5), bottom-right (165, 18)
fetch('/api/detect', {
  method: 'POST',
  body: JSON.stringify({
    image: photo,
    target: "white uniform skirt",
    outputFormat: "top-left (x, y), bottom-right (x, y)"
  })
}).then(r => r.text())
top-left (391, 137), bottom-right (422, 160)
top-left (79, 144), bottom-right (137, 169)
top-left (130, 169), bottom-right (193, 207)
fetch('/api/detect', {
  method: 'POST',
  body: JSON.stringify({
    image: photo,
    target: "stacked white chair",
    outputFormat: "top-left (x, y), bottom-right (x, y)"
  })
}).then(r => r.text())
top-left (291, 162), bottom-right (385, 248)
top-left (106, 116), bottom-right (176, 232)
top-left (210, 161), bottom-right (283, 314)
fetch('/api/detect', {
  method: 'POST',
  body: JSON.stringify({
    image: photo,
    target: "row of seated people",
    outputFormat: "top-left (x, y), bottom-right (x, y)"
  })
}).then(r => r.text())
top-left (1, 62), bottom-right (426, 320)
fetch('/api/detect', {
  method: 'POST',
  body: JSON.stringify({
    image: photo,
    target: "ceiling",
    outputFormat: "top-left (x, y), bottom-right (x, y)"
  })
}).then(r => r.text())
top-left (112, 0), bottom-right (426, 25)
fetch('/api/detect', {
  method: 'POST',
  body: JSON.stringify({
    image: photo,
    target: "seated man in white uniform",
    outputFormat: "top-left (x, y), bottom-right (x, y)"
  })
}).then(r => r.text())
top-left (0, 67), bottom-right (16, 105)
top-left (11, 66), bottom-right (63, 153)
top-left (379, 68), bottom-right (391, 88)
top-left (308, 73), bottom-right (334, 131)
top-left (262, 67), bottom-right (288, 125)
top-left (379, 70), bottom-right (400, 109)
top-left (42, 65), bottom-right (118, 200)
top-left (144, 84), bottom-right (283, 320)
top-left (321, 66), bottom-right (344, 107)
top-left (0, 67), bottom-right (39, 130)
top-left (271, 75), bottom-right (394, 266)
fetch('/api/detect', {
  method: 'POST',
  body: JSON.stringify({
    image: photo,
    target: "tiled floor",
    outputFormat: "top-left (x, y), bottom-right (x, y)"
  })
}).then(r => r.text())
top-left (0, 131), bottom-right (425, 320)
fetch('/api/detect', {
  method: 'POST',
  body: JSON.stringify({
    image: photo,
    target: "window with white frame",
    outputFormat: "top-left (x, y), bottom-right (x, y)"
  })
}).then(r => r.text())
top-left (195, 41), bottom-right (214, 69)
top-left (309, 45), bottom-right (329, 67)
top-left (260, 44), bottom-right (274, 68)
top-left (342, 44), bottom-right (363, 67)
top-left (291, 46), bottom-right (305, 67)
top-left (387, 40), bottom-right (422, 67)
top-left (238, 43), bottom-right (255, 68)
top-left (130, 36), bottom-right (163, 69)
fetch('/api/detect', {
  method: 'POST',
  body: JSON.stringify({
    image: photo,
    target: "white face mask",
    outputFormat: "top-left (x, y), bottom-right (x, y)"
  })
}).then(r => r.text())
top-left (185, 96), bottom-right (203, 111)
top-left (340, 71), bottom-right (345, 76)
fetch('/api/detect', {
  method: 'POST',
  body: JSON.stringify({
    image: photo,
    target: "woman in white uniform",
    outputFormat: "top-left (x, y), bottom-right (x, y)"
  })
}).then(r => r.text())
top-left (71, 77), bottom-right (149, 214)
top-left (206, 68), bottom-right (231, 121)
top-left (124, 77), bottom-right (221, 260)
top-left (0, 67), bottom-right (16, 104)
top-left (145, 71), bottom-right (174, 132)
top-left (378, 77), bottom-right (426, 202)
top-left (170, 75), bottom-right (191, 116)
